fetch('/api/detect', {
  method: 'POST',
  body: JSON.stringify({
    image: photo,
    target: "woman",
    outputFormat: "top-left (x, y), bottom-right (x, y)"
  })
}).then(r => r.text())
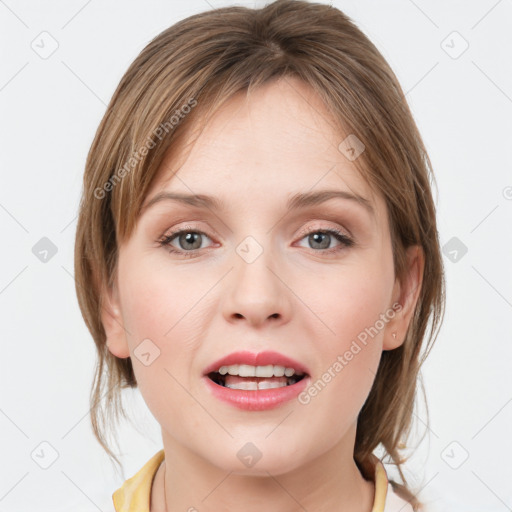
top-left (74, 1), bottom-right (446, 510)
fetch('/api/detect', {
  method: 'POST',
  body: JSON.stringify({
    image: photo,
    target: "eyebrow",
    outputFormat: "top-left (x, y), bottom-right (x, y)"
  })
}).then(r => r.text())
top-left (141, 189), bottom-right (374, 217)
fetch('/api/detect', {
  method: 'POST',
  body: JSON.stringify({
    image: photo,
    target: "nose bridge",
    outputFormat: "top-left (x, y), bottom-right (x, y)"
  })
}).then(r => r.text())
top-left (223, 233), bottom-right (291, 326)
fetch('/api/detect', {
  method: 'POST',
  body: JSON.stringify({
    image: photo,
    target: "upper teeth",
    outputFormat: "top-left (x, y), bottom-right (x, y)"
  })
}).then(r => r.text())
top-left (217, 364), bottom-right (304, 378)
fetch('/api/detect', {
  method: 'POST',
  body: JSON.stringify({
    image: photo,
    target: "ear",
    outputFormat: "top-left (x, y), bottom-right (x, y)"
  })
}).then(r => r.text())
top-left (100, 278), bottom-right (131, 359)
top-left (383, 245), bottom-right (424, 351)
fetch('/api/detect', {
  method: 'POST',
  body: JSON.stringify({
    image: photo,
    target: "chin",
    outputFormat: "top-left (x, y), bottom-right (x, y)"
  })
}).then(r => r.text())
top-left (205, 444), bottom-right (308, 477)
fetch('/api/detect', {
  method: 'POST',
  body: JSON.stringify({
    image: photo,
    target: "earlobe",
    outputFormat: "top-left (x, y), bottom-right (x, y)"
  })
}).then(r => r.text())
top-left (100, 280), bottom-right (131, 359)
top-left (383, 245), bottom-right (424, 351)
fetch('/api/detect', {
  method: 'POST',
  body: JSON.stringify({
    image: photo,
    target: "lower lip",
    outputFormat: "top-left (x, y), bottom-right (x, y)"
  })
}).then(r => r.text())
top-left (203, 375), bottom-right (310, 411)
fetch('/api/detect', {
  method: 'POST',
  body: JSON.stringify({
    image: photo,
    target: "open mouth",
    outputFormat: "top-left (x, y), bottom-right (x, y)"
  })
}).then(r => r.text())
top-left (207, 371), bottom-right (307, 390)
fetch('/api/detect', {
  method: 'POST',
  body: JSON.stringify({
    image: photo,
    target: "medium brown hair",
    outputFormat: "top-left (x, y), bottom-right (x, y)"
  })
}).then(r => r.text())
top-left (74, 0), bottom-right (445, 507)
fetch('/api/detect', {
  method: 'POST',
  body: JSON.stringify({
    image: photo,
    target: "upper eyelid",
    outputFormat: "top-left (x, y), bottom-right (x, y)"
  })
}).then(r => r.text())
top-left (296, 222), bottom-right (351, 238)
top-left (151, 202), bottom-right (363, 231)
top-left (163, 221), bottom-right (349, 236)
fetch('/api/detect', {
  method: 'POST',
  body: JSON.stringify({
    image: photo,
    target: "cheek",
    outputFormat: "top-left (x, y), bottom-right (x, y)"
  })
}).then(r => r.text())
top-left (119, 252), bottom-right (196, 343)
top-left (310, 256), bottom-right (394, 345)
top-left (118, 270), bottom-right (202, 429)
top-left (303, 250), bottom-right (394, 407)
top-left (122, 281), bottom-right (173, 339)
top-left (117, 254), bottom-right (210, 386)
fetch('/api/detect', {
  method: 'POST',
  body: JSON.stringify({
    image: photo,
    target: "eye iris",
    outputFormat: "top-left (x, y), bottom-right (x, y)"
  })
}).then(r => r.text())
top-left (310, 232), bottom-right (330, 249)
top-left (180, 232), bottom-right (202, 250)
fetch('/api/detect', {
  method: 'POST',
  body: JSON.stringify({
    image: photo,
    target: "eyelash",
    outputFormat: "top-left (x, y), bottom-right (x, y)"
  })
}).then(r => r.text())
top-left (158, 226), bottom-right (354, 259)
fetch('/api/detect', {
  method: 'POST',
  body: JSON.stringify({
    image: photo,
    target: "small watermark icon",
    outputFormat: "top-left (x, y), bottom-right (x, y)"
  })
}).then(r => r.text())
top-left (338, 134), bottom-right (365, 161)
top-left (31, 441), bottom-right (59, 469)
top-left (133, 338), bottom-right (161, 366)
top-left (442, 236), bottom-right (468, 263)
top-left (237, 442), bottom-right (262, 468)
top-left (440, 31), bottom-right (469, 60)
top-left (441, 441), bottom-right (469, 469)
top-left (503, 186), bottom-right (512, 200)
top-left (236, 236), bottom-right (264, 264)
top-left (31, 31), bottom-right (59, 59)
top-left (32, 237), bottom-right (58, 263)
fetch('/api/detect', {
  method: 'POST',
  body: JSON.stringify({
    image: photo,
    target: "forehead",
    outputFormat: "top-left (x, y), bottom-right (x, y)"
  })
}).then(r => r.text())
top-left (143, 77), bottom-right (383, 221)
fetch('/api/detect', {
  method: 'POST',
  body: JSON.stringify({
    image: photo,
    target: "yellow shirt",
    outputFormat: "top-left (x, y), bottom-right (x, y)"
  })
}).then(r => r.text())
top-left (112, 449), bottom-right (415, 512)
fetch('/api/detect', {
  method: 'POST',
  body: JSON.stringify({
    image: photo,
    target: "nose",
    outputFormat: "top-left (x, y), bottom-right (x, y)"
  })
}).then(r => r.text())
top-left (222, 243), bottom-right (292, 328)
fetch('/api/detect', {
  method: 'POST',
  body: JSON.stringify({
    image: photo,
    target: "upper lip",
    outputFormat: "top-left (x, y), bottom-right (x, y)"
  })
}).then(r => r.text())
top-left (203, 350), bottom-right (310, 376)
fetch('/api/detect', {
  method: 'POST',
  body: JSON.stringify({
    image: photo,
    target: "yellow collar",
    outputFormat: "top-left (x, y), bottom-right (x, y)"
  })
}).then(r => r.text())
top-left (113, 450), bottom-right (394, 512)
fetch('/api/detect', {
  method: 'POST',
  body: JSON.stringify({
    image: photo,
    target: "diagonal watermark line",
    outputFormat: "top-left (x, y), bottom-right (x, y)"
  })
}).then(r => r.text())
top-left (264, 471), bottom-right (309, 511)
top-left (367, 61), bottom-right (439, 137)
top-left (163, 367), bottom-right (234, 438)
top-left (62, 403), bottom-right (97, 439)
top-left (202, 0), bottom-right (215, 10)
top-left (0, 265), bottom-right (28, 296)
top-left (61, 471), bottom-right (103, 511)
top-left (265, 266), bottom-right (336, 335)
top-left (404, 61), bottom-right (439, 98)
top-left (0, 0), bottom-right (29, 28)
top-left (471, 265), bottom-right (512, 309)
top-left (471, 470), bottom-right (511, 509)
top-left (61, 380), bottom-right (125, 440)
top-left (417, 471), bottom-right (440, 493)
top-left (407, 0), bottom-right (439, 29)
top-left (471, 0), bottom-right (504, 30)
top-left (0, 202), bottom-right (29, 232)
top-left (470, 204), bottom-right (499, 233)
top-left (472, 60), bottom-right (512, 105)
top-left (265, 410), bottom-right (294, 438)
top-left (395, 471), bottom-right (439, 512)
top-left (61, 60), bottom-right (107, 107)
top-left (60, 61), bottom-right (123, 122)
top-left (201, 470), bottom-right (234, 502)
top-left (353, 59), bottom-right (440, 148)
top-left (60, 213), bottom-right (78, 234)
top-left (368, 366), bottom-right (439, 438)
top-left (0, 408), bottom-right (29, 438)
top-left (472, 396), bottom-right (512, 439)
top-left (0, 62), bottom-right (29, 92)
top-left (61, 0), bottom-right (94, 29)
top-left (60, 265), bottom-right (133, 336)
top-left (164, 267), bottom-right (234, 336)
top-left (0, 472), bottom-right (29, 502)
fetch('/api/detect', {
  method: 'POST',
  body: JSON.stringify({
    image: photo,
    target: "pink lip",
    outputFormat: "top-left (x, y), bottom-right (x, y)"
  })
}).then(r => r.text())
top-left (202, 350), bottom-right (311, 411)
top-left (202, 350), bottom-right (310, 376)
top-left (203, 374), bottom-right (310, 411)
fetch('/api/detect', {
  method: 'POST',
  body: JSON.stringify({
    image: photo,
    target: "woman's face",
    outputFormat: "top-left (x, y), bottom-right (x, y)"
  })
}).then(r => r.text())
top-left (103, 76), bottom-right (421, 475)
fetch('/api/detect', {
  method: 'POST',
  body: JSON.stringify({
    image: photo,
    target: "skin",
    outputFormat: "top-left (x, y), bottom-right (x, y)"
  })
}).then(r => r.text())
top-left (102, 76), bottom-right (424, 512)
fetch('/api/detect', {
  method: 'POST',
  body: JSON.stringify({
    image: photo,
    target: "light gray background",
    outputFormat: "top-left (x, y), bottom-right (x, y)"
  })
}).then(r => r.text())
top-left (1, 1), bottom-right (511, 511)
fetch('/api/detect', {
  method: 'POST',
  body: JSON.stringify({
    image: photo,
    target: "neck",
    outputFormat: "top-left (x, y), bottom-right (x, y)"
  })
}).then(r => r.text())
top-left (152, 423), bottom-right (375, 512)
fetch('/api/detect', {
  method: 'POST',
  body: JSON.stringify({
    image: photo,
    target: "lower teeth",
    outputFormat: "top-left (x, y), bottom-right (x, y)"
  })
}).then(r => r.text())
top-left (218, 378), bottom-right (298, 390)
